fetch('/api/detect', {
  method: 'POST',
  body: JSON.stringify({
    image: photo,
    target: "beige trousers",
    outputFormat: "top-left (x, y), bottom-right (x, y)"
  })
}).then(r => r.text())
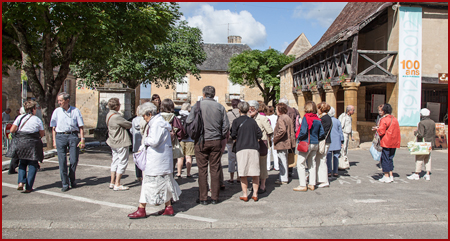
top-left (415, 154), bottom-right (431, 173)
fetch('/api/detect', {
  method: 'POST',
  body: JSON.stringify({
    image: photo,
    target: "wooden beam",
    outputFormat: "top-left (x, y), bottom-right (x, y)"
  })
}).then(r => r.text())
top-left (351, 35), bottom-right (359, 79)
top-left (356, 75), bottom-right (397, 82)
top-left (359, 53), bottom-right (395, 76)
top-left (357, 50), bottom-right (398, 54)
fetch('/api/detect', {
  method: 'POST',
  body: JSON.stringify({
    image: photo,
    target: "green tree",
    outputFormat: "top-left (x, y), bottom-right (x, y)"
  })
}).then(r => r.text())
top-left (2, 2), bottom-right (181, 144)
top-left (228, 49), bottom-right (295, 105)
top-left (72, 21), bottom-right (207, 90)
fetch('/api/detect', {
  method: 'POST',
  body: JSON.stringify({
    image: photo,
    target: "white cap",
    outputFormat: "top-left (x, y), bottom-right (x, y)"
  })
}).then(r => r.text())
top-left (420, 108), bottom-right (430, 116)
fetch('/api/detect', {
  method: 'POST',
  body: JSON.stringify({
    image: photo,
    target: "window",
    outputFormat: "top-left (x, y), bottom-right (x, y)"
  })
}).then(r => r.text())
top-left (176, 76), bottom-right (189, 93)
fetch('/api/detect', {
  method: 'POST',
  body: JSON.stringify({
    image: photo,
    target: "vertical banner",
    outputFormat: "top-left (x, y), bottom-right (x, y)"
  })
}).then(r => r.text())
top-left (398, 7), bottom-right (422, 126)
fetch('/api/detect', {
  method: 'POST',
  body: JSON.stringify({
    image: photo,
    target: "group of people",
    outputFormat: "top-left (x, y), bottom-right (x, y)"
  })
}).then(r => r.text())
top-left (4, 86), bottom-right (438, 220)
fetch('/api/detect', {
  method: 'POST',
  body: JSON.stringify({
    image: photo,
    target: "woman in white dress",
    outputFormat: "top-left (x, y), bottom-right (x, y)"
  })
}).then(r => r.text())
top-left (128, 102), bottom-right (181, 219)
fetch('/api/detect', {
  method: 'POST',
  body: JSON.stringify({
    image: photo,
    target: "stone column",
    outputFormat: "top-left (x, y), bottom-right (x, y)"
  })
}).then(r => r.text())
top-left (296, 91), bottom-right (306, 118)
top-left (311, 89), bottom-right (322, 104)
top-left (342, 82), bottom-right (361, 149)
top-left (324, 85), bottom-right (339, 117)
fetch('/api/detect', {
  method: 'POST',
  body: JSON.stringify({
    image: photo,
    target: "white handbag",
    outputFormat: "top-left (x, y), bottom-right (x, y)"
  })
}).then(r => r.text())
top-left (338, 155), bottom-right (350, 169)
top-left (318, 122), bottom-right (332, 154)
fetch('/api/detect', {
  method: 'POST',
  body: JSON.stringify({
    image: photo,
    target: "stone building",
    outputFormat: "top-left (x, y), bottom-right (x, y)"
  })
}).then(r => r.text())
top-left (279, 33), bottom-right (312, 110)
top-left (280, 2), bottom-right (448, 147)
top-left (2, 65), bottom-right (77, 120)
top-left (150, 36), bottom-right (266, 110)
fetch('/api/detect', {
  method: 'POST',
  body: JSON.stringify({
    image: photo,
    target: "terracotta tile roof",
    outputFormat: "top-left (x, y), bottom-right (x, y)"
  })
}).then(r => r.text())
top-left (281, 2), bottom-right (393, 72)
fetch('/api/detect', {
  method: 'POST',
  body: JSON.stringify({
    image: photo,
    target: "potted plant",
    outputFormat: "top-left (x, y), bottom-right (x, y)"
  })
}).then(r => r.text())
top-left (309, 81), bottom-right (317, 91)
top-left (338, 73), bottom-right (350, 86)
top-left (292, 85), bottom-right (302, 94)
top-left (322, 77), bottom-right (331, 87)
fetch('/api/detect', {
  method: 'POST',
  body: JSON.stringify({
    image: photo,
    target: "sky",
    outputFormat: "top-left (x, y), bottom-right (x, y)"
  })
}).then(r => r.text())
top-left (179, 2), bottom-right (348, 52)
top-left (141, 2), bottom-right (348, 98)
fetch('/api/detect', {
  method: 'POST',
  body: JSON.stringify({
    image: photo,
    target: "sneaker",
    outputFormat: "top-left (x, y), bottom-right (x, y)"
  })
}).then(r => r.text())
top-left (407, 173), bottom-right (420, 180)
top-left (389, 176), bottom-right (394, 182)
top-left (423, 174), bottom-right (430, 181)
top-left (378, 176), bottom-right (392, 183)
top-left (318, 182), bottom-right (329, 188)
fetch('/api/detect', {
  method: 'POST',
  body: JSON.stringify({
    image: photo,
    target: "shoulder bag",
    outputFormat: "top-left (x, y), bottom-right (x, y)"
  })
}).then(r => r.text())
top-left (318, 121), bottom-right (332, 154)
top-left (133, 125), bottom-right (149, 171)
top-left (297, 129), bottom-right (310, 153)
top-left (372, 116), bottom-right (393, 152)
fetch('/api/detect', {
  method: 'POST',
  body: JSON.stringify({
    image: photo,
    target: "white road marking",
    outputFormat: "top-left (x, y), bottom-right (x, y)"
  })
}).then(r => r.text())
top-left (353, 199), bottom-right (387, 203)
top-left (2, 182), bottom-right (217, 223)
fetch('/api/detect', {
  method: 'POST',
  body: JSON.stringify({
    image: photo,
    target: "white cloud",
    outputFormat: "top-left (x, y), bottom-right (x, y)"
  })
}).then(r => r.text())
top-left (292, 2), bottom-right (347, 28)
top-left (183, 4), bottom-right (267, 48)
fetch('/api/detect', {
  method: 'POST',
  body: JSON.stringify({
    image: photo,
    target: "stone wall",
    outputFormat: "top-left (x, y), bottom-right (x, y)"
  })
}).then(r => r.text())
top-left (357, 121), bottom-right (376, 143)
top-left (151, 72), bottom-right (265, 110)
top-left (2, 67), bottom-right (22, 120)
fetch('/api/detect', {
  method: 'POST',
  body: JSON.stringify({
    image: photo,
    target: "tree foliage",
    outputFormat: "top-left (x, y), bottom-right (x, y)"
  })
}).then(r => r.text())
top-left (2, 2), bottom-right (181, 144)
top-left (228, 49), bottom-right (295, 104)
top-left (72, 21), bottom-right (207, 90)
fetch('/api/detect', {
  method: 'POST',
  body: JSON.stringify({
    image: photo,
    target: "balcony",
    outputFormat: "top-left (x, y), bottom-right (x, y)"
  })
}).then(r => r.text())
top-left (173, 91), bottom-right (191, 104)
top-left (225, 93), bottom-right (244, 104)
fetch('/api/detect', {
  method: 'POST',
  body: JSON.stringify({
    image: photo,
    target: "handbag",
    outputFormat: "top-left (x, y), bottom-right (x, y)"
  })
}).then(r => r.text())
top-left (373, 116), bottom-right (393, 152)
top-left (172, 137), bottom-right (184, 159)
top-left (258, 140), bottom-right (268, 156)
top-left (133, 124), bottom-right (150, 171)
top-left (133, 149), bottom-right (147, 171)
top-left (407, 137), bottom-right (432, 155)
top-left (297, 130), bottom-right (310, 153)
top-left (338, 155), bottom-right (350, 169)
top-left (370, 143), bottom-right (381, 161)
top-left (318, 121), bottom-right (332, 154)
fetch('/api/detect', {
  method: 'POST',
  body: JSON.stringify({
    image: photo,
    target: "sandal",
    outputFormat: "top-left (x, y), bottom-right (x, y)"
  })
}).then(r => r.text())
top-left (109, 183), bottom-right (115, 189)
top-left (226, 179), bottom-right (234, 184)
top-left (113, 185), bottom-right (129, 191)
top-left (186, 174), bottom-right (192, 178)
top-left (17, 183), bottom-right (24, 190)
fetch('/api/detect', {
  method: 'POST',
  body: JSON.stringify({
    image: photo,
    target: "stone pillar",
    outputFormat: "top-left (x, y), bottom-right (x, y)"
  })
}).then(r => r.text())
top-left (296, 91), bottom-right (306, 117)
top-left (386, 82), bottom-right (399, 118)
top-left (311, 89), bottom-right (322, 104)
top-left (324, 85), bottom-right (339, 117)
top-left (342, 82), bottom-right (361, 149)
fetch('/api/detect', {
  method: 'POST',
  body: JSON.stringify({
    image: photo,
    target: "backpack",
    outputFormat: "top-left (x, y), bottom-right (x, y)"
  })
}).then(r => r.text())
top-left (185, 101), bottom-right (204, 144)
top-left (170, 115), bottom-right (186, 142)
top-left (178, 114), bottom-right (189, 139)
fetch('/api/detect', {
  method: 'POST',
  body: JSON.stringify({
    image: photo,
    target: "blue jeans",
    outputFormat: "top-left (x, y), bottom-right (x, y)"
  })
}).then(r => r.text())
top-left (55, 133), bottom-right (79, 188)
top-left (381, 148), bottom-right (396, 172)
top-left (18, 159), bottom-right (39, 191)
top-left (327, 150), bottom-right (340, 174)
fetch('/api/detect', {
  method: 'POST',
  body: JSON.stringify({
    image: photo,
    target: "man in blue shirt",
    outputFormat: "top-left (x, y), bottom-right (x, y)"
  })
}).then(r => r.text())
top-left (50, 92), bottom-right (85, 192)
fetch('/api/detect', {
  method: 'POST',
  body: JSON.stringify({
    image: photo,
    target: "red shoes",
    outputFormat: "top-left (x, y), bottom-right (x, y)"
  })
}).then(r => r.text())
top-left (239, 196), bottom-right (249, 202)
top-left (128, 207), bottom-right (147, 219)
top-left (251, 196), bottom-right (258, 202)
top-left (157, 205), bottom-right (174, 216)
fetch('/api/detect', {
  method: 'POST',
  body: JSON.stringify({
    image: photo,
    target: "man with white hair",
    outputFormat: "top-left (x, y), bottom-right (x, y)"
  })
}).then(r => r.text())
top-left (338, 105), bottom-right (355, 163)
top-left (278, 98), bottom-right (299, 177)
top-left (407, 108), bottom-right (435, 181)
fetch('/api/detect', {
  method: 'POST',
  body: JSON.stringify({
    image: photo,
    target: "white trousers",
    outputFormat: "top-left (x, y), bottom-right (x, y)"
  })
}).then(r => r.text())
top-left (316, 143), bottom-right (330, 183)
top-left (277, 150), bottom-right (289, 182)
top-left (297, 144), bottom-right (318, 186)
top-left (111, 147), bottom-right (129, 174)
top-left (267, 139), bottom-right (279, 170)
top-left (341, 133), bottom-right (350, 160)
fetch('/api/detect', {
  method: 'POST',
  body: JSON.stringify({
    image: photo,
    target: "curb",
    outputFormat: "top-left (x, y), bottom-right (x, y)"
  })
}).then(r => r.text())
top-left (2, 141), bottom-right (107, 171)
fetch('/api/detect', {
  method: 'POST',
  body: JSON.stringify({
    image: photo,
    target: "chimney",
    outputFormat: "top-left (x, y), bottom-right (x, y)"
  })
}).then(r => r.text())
top-left (228, 35), bottom-right (242, 44)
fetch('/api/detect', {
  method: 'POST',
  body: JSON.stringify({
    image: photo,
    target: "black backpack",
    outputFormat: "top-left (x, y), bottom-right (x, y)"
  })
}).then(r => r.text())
top-left (177, 114), bottom-right (189, 139)
top-left (185, 101), bottom-right (204, 144)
